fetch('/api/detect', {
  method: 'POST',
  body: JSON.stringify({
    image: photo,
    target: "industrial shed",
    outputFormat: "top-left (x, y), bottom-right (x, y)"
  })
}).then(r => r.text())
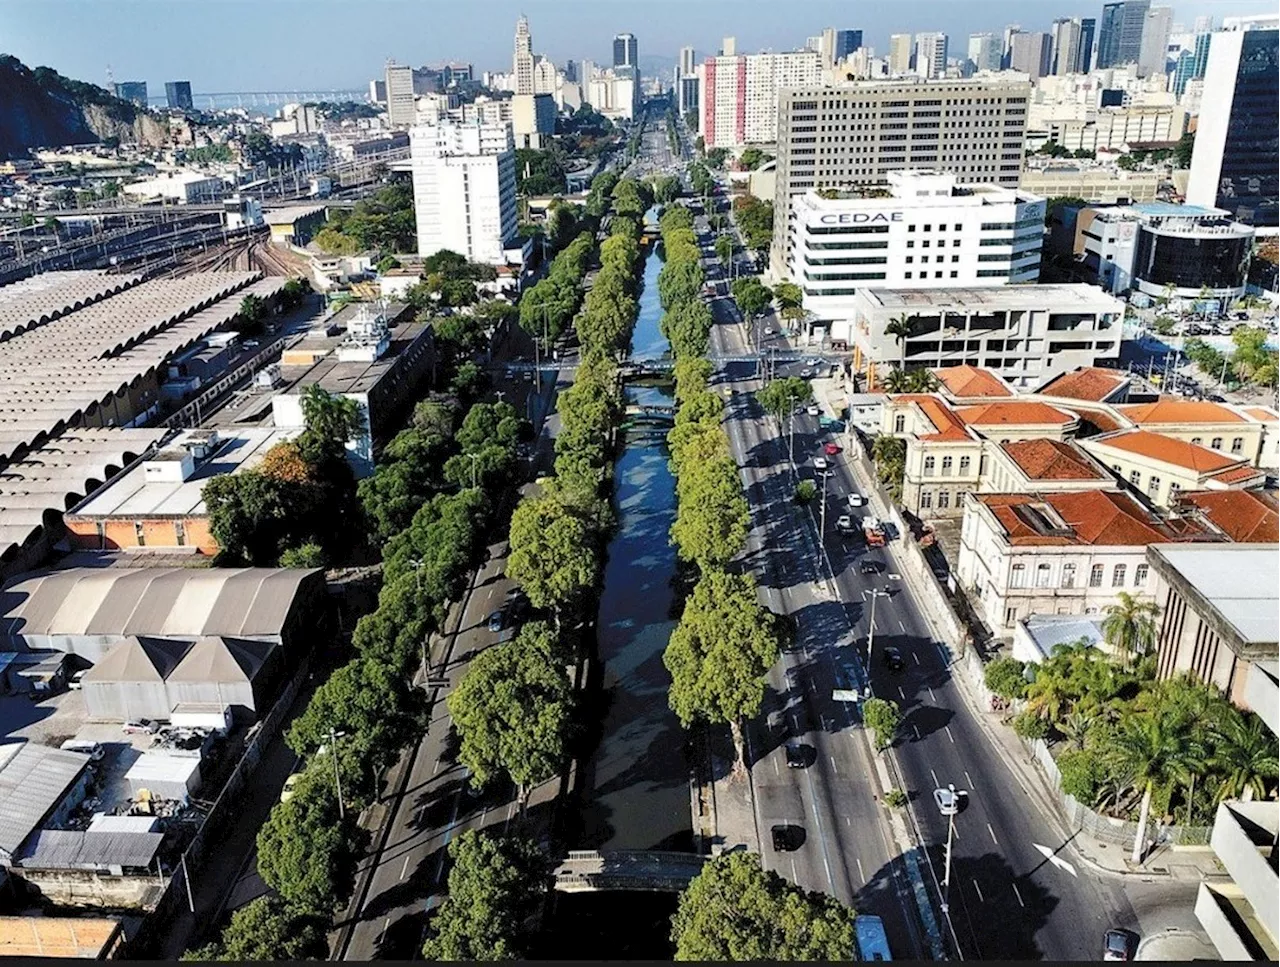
top-left (0, 745), bottom-right (92, 864)
top-left (165, 636), bottom-right (275, 718)
top-left (80, 637), bottom-right (190, 722)
top-left (125, 752), bottom-right (201, 803)
top-left (0, 566), bottom-right (325, 663)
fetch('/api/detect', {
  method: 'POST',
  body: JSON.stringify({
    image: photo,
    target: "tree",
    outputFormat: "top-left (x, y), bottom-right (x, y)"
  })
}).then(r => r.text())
top-left (731, 277), bottom-right (772, 320)
top-left (670, 452), bottom-right (750, 569)
top-left (1173, 131), bottom-right (1195, 169)
top-left (863, 697), bottom-right (902, 750)
top-left (870, 435), bottom-right (906, 501)
top-left (1102, 592), bottom-right (1160, 669)
top-left (506, 491), bottom-right (600, 616)
top-left (448, 622), bottom-right (572, 812)
top-left (421, 830), bottom-right (551, 961)
top-left (297, 385), bottom-right (362, 466)
top-left (714, 234), bottom-right (734, 266)
top-left (185, 896), bottom-right (328, 961)
top-left (256, 767), bottom-right (357, 914)
top-left (883, 314), bottom-right (915, 369)
top-left (881, 368), bottom-right (912, 394)
top-left (984, 657), bottom-right (1028, 701)
top-left (1116, 153), bottom-right (1138, 171)
top-left (664, 570), bottom-right (784, 770)
top-left (279, 542), bottom-right (326, 568)
top-left (772, 281), bottom-right (803, 313)
top-left (738, 147), bottom-right (771, 171)
top-left (1205, 705), bottom-right (1278, 803)
top-left (652, 174), bottom-right (681, 204)
top-left (670, 852), bottom-right (855, 961)
top-left (755, 377), bottom-right (813, 421)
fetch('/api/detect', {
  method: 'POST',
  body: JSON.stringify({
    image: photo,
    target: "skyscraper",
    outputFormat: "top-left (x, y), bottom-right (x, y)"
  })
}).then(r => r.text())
top-left (1002, 24), bottom-right (1022, 68)
top-left (1137, 6), bottom-right (1173, 76)
top-left (1077, 18), bottom-right (1097, 72)
top-left (1050, 19), bottom-right (1082, 75)
top-left (613, 33), bottom-right (638, 69)
top-left (914, 32), bottom-right (949, 79)
top-left (514, 17), bottom-right (535, 95)
top-left (164, 80), bottom-right (193, 110)
top-left (384, 61), bottom-right (416, 126)
top-left (1097, 0), bottom-right (1151, 68)
top-left (834, 29), bottom-right (863, 63)
top-left (1009, 31), bottom-right (1051, 79)
top-left (1171, 32), bottom-right (1211, 95)
top-left (1187, 21), bottom-right (1278, 225)
top-left (679, 46), bottom-right (696, 76)
top-left (968, 33), bottom-right (1002, 73)
top-left (888, 34), bottom-right (913, 75)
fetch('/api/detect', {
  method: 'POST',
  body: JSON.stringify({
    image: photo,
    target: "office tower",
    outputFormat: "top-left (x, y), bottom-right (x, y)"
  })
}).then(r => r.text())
top-left (1077, 18), bottom-right (1097, 72)
top-left (834, 29), bottom-right (863, 63)
top-left (1187, 23), bottom-right (1278, 226)
top-left (968, 33), bottom-right (1002, 72)
top-left (410, 118), bottom-right (518, 265)
top-left (1097, 0), bottom-right (1151, 68)
top-left (1002, 24), bottom-right (1022, 68)
top-left (1137, 6), bottom-right (1173, 76)
top-left (564, 59), bottom-right (578, 82)
top-left (384, 62), bottom-right (416, 126)
top-left (888, 34), bottom-right (913, 75)
top-left (1050, 19), bottom-right (1082, 75)
top-left (1193, 15), bottom-right (1213, 33)
top-left (1009, 31), bottom-right (1051, 79)
top-left (112, 81), bottom-right (147, 106)
top-left (679, 46), bottom-right (696, 75)
top-left (914, 32), bottom-right (948, 79)
top-left (614, 33), bottom-right (638, 69)
top-left (369, 79), bottom-right (387, 104)
top-left (770, 75), bottom-right (1032, 276)
top-left (164, 80), bottom-right (193, 110)
top-left (721, 36), bottom-right (736, 56)
top-left (514, 16), bottom-right (535, 95)
top-left (1171, 31), bottom-right (1211, 95)
top-left (701, 49), bottom-right (823, 147)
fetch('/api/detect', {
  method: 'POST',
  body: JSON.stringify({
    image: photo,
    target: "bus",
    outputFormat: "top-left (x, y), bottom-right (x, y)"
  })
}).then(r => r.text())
top-left (855, 915), bottom-right (892, 961)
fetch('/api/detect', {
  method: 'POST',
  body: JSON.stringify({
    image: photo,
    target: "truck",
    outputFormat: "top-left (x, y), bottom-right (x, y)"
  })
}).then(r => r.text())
top-left (855, 915), bottom-right (892, 961)
top-left (863, 515), bottom-right (886, 548)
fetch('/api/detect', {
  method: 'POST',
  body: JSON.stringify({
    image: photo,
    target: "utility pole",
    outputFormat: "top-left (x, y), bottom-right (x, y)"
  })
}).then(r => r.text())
top-left (862, 587), bottom-right (891, 661)
top-left (941, 804), bottom-right (956, 915)
top-left (328, 727), bottom-right (346, 820)
top-left (818, 469), bottom-right (832, 549)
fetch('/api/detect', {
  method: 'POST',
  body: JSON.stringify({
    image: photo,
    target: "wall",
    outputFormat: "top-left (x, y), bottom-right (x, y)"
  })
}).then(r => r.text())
top-left (63, 516), bottom-right (215, 555)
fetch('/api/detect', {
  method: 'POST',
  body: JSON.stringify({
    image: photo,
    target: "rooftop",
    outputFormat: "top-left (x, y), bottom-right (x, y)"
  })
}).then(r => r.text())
top-left (1021, 614), bottom-right (1106, 657)
top-left (281, 302), bottom-right (417, 397)
top-left (1179, 490), bottom-right (1280, 543)
top-left (1089, 429), bottom-right (1243, 474)
top-left (863, 283), bottom-right (1122, 312)
top-left (0, 916), bottom-right (123, 958)
top-left (0, 271), bottom-right (142, 342)
top-left (262, 204), bottom-right (327, 226)
top-left (0, 745), bottom-right (90, 858)
top-left (1037, 366), bottom-right (1129, 402)
top-left (895, 394), bottom-right (971, 441)
top-left (1002, 439), bottom-right (1109, 481)
top-left (1148, 543), bottom-right (1278, 646)
top-left (956, 401), bottom-right (1077, 428)
top-left (976, 489), bottom-right (1211, 547)
top-left (1118, 399), bottom-right (1246, 425)
top-left (933, 365), bottom-right (1013, 399)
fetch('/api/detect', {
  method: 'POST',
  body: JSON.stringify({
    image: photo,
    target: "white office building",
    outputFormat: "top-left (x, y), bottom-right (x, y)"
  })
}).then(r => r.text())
top-left (786, 170), bottom-right (1045, 323)
top-left (697, 50), bottom-right (823, 148)
top-left (914, 32), bottom-right (949, 79)
top-left (409, 118), bottom-right (519, 267)
top-left (385, 61), bottom-right (417, 127)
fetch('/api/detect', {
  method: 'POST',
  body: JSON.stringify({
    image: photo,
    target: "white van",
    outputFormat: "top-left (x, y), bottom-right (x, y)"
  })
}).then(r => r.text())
top-left (59, 739), bottom-right (105, 761)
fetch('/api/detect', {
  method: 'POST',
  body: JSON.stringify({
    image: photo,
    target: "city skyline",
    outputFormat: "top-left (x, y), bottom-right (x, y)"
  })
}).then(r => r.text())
top-left (4, 0), bottom-right (1269, 93)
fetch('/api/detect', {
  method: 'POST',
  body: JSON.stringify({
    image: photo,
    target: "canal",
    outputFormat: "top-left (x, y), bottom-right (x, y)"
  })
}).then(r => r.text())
top-left (542, 226), bottom-right (688, 959)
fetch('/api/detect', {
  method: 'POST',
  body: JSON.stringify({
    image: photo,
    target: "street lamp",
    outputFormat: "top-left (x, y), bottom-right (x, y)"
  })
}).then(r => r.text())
top-left (817, 468), bottom-right (833, 549)
top-left (327, 727), bottom-right (349, 820)
top-left (408, 559), bottom-right (430, 681)
top-left (861, 587), bottom-right (891, 663)
top-left (941, 788), bottom-right (957, 915)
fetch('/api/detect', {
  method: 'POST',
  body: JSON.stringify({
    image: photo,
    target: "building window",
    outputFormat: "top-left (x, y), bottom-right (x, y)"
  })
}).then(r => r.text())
top-left (905, 256), bottom-right (914, 263)
top-left (1211, 437), bottom-right (1223, 450)
top-left (1169, 481), bottom-right (1181, 497)
top-left (1191, 437), bottom-right (1202, 445)
top-left (1112, 564), bottom-right (1126, 588)
top-left (959, 455), bottom-right (971, 473)
top-left (1061, 563), bottom-right (1076, 588)
top-left (1147, 475), bottom-right (1160, 497)
top-left (905, 271), bottom-right (913, 279)
top-left (1231, 437), bottom-right (1244, 453)
top-left (894, 414), bottom-right (906, 432)
top-left (1010, 563), bottom-right (1026, 588)
top-left (1128, 469), bottom-right (1141, 487)
top-left (938, 490), bottom-right (951, 509)
top-left (1089, 563), bottom-right (1104, 587)
top-left (924, 455), bottom-right (936, 475)
top-left (1035, 563), bottom-right (1052, 588)
top-left (954, 223), bottom-right (962, 231)
top-left (1134, 563), bottom-right (1148, 587)
top-left (906, 240), bottom-right (915, 248)
top-left (921, 491), bottom-right (933, 509)
top-left (941, 455), bottom-right (953, 476)
top-left (1005, 606), bottom-right (1019, 626)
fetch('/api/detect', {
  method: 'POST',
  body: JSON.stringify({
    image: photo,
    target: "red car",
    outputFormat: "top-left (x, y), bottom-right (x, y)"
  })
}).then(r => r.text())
top-left (823, 442), bottom-right (843, 456)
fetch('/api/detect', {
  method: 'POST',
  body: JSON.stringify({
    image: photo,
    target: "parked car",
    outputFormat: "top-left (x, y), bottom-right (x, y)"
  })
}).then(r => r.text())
top-left (799, 368), bottom-right (814, 379)
top-left (1103, 929), bottom-right (1135, 961)
top-left (813, 456), bottom-right (830, 471)
top-left (280, 773), bottom-right (303, 803)
top-left (771, 823), bottom-right (806, 851)
top-left (122, 719), bottom-right (160, 735)
top-left (807, 404), bottom-right (821, 417)
top-left (805, 357), bottom-right (823, 367)
top-left (823, 442), bottom-right (843, 456)
top-left (785, 743), bottom-right (813, 769)
top-left (836, 514), bottom-right (856, 534)
top-left (859, 559), bottom-right (882, 575)
top-left (847, 493), bottom-right (866, 508)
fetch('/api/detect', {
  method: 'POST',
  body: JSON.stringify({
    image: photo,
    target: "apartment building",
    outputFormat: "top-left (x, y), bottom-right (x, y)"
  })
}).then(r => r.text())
top-left (1080, 429), bottom-right (1266, 507)
top-left (1040, 103), bottom-right (1186, 152)
top-left (769, 75), bottom-right (1032, 278)
top-left (698, 50), bottom-right (823, 148)
top-left (914, 33), bottom-right (949, 79)
top-left (1020, 162), bottom-right (1160, 204)
top-left (385, 62), bottom-right (417, 127)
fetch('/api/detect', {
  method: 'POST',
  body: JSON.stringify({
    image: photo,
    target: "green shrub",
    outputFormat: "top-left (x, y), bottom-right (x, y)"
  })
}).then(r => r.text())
top-left (883, 788), bottom-right (908, 808)
top-left (794, 480), bottom-right (817, 503)
top-left (1057, 748), bottom-right (1101, 803)
top-left (1012, 710), bottom-right (1049, 740)
top-left (984, 657), bottom-right (1028, 700)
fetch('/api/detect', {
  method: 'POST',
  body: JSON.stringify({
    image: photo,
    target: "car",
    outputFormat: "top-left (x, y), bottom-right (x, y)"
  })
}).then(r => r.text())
top-left (836, 514), bottom-right (855, 533)
top-left (823, 442), bottom-right (842, 456)
top-left (1236, 311), bottom-right (1250, 321)
top-left (812, 456), bottom-right (829, 471)
top-left (847, 493), bottom-right (866, 508)
top-left (771, 823), bottom-right (806, 852)
top-left (1103, 929), bottom-right (1134, 961)
top-left (934, 785), bottom-right (960, 816)
top-left (859, 559), bottom-right (881, 576)
top-left (1207, 393), bottom-right (1227, 403)
top-left (764, 326), bottom-right (777, 336)
top-left (784, 742), bottom-right (813, 768)
top-left (244, 339), bottom-right (260, 349)
top-left (806, 357), bottom-right (823, 367)
top-left (280, 773), bottom-right (303, 803)
top-left (122, 718), bottom-right (160, 735)
top-left (487, 610), bottom-right (506, 633)
top-left (807, 404), bottom-right (821, 416)
top-left (799, 368), bottom-right (814, 378)
top-left (883, 646), bottom-right (905, 671)
top-left (67, 669), bottom-right (87, 690)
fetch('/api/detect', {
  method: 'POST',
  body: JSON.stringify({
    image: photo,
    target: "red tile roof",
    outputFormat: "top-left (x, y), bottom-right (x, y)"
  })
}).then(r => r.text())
top-left (1208, 464), bottom-right (1264, 485)
top-left (976, 490), bottom-right (1210, 547)
top-left (1093, 430), bottom-right (1241, 474)
top-left (1002, 439), bottom-right (1107, 481)
top-left (955, 401), bottom-right (1077, 427)
top-left (896, 394), bottom-right (971, 441)
top-left (1119, 399), bottom-right (1245, 425)
top-left (1178, 489), bottom-right (1279, 543)
top-left (1244, 407), bottom-right (1278, 424)
top-left (1039, 367), bottom-right (1128, 402)
top-left (933, 365), bottom-right (1013, 399)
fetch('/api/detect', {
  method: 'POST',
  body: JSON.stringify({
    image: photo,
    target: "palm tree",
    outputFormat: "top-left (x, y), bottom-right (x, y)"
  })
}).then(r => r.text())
top-left (1025, 668), bottom-right (1074, 723)
top-left (882, 367), bottom-right (912, 393)
top-left (1206, 706), bottom-right (1278, 803)
top-left (1059, 709), bottom-right (1095, 750)
top-left (1103, 713), bottom-right (1203, 865)
top-left (905, 369), bottom-right (941, 393)
top-left (1102, 593), bottom-right (1160, 670)
top-left (884, 314), bottom-right (916, 370)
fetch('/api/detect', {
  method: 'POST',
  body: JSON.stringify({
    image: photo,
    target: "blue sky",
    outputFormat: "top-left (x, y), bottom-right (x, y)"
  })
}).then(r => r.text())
top-left (4, 0), bottom-right (1269, 92)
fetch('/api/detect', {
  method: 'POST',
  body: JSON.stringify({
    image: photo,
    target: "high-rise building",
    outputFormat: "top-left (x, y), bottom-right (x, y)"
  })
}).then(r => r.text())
top-left (384, 62), bottom-right (416, 127)
top-left (112, 81), bottom-right (147, 106)
top-left (1187, 21), bottom-right (1279, 226)
top-left (1137, 6), bottom-right (1173, 76)
top-left (1077, 18), bottom-right (1097, 72)
top-left (888, 34), bottom-right (913, 75)
top-left (1171, 31), bottom-right (1211, 95)
top-left (1002, 24), bottom-right (1022, 68)
top-left (679, 46), bottom-right (696, 76)
top-left (834, 29), bottom-right (863, 63)
top-left (1193, 15), bottom-right (1213, 33)
top-left (514, 17), bottom-right (535, 95)
top-left (699, 49), bottom-right (823, 148)
top-left (164, 80), bottom-right (193, 110)
top-left (614, 33), bottom-right (638, 69)
top-left (1097, 0), bottom-right (1151, 68)
top-left (1009, 31), bottom-right (1052, 79)
top-left (770, 75), bottom-right (1032, 276)
top-left (410, 117), bottom-right (518, 265)
top-left (968, 33), bottom-right (1002, 73)
top-left (1050, 19), bottom-right (1082, 75)
top-left (914, 32), bottom-right (949, 79)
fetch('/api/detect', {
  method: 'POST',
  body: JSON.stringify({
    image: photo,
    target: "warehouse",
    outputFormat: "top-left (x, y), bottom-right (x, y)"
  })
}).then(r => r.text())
top-left (0, 745), bottom-right (92, 864)
top-left (80, 637), bottom-right (190, 722)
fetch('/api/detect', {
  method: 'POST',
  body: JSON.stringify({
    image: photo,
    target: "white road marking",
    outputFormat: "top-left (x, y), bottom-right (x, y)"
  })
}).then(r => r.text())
top-left (830, 755), bottom-right (838, 774)
top-left (790, 857), bottom-right (798, 880)
top-left (899, 620), bottom-right (906, 633)
top-left (898, 686), bottom-right (906, 700)
top-left (965, 771), bottom-right (974, 788)
top-left (945, 725), bottom-right (956, 744)
top-left (927, 687), bottom-right (936, 702)
top-left (930, 768), bottom-right (939, 787)
top-left (856, 857), bottom-right (866, 884)
top-left (973, 880), bottom-right (985, 902)
top-left (913, 725), bottom-right (921, 740)
top-left (774, 757), bottom-right (780, 776)
top-left (1012, 882), bottom-right (1026, 908)
top-left (987, 823), bottom-right (998, 845)
top-left (913, 652), bottom-right (920, 665)
top-left (400, 855), bottom-right (411, 880)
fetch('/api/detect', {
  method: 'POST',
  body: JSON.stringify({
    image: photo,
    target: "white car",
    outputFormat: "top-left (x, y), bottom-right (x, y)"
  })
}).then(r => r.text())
top-left (847, 493), bottom-right (866, 508)
top-left (835, 514), bottom-right (855, 533)
top-left (799, 368), bottom-right (814, 378)
top-left (813, 457), bottom-right (830, 471)
top-left (806, 357), bottom-right (823, 366)
top-left (934, 785), bottom-right (960, 816)
top-left (806, 404), bottom-right (821, 417)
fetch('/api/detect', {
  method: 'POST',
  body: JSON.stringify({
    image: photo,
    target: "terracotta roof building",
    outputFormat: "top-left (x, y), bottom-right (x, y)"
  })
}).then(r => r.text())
top-left (987, 439), bottom-right (1117, 494)
top-left (955, 401), bottom-right (1079, 434)
top-left (1178, 490), bottom-right (1280, 543)
top-left (1081, 429), bottom-right (1266, 507)
top-left (933, 365), bottom-right (1013, 400)
top-left (1037, 366), bottom-right (1131, 403)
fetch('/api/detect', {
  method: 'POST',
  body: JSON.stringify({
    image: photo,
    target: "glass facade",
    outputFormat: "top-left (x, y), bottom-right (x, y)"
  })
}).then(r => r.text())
top-left (1217, 29), bottom-right (1279, 227)
top-left (1134, 228), bottom-right (1251, 289)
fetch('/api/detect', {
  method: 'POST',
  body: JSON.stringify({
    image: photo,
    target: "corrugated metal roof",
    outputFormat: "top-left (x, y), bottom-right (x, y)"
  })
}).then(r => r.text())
top-left (124, 753), bottom-right (199, 784)
top-left (81, 637), bottom-right (191, 684)
top-left (17, 828), bottom-right (164, 870)
top-left (0, 745), bottom-right (90, 857)
top-left (167, 636), bottom-right (272, 683)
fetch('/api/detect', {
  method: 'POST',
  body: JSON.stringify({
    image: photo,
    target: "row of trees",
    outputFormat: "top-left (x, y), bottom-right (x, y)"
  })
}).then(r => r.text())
top-left (1185, 328), bottom-right (1279, 388)
top-left (657, 202), bottom-right (789, 771)
top-left (732, 195), bottom-right (774, 255)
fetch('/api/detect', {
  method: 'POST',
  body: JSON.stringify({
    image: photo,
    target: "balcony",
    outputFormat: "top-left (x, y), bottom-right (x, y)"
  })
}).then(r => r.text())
top-left (1243, 660), bottom-right (1278, 738)
top-left (1198, 800), bottom-right (1279, 960)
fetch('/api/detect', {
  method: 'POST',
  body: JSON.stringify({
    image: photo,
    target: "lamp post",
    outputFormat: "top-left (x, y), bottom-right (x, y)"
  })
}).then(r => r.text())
top-left (409, 558), bottom-right (429, 681)
top-left (941, 788), bottom-right (957, 915)
top-left (327, 727), bottom-right (348, 821)
top-left (818, 468), bottom-right (833, 549)
top-left (862, 587), bottom-right (891, 663)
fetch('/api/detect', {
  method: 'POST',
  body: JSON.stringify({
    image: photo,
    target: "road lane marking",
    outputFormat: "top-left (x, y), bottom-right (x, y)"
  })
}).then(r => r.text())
top-left (898, 686), bottom-right (905, 700)
top-left (774, 757), bottom-right (780, 776)
top-left (965, 771), bottom-right (974, 788)
top-left (913, 652), bottom-right (920, 665)
top-left (1012, 882), bottom-right (1026, 908)
top-left (830, 755), bottom-right (838, 774)
top-left (972, 880), bottom-right (985, 902)
top-left (400, 855), bottom-right (411, 881)
top-left (930, 768), bottom-right (939, 788)
top-left (899, 620), bottom-right (906, 633)
top-left (927, 687), bottom-right (936, 702)
top-left (790, 858), bottom-right (798, 881)
top-left (913, 725), bottom-right (921, 740)
top-left (856, 857), bottom-right (865, 884)
top-left (987, 823), bottom-right (998, 845)
top-left (945, 726), bottom-right (955, 744)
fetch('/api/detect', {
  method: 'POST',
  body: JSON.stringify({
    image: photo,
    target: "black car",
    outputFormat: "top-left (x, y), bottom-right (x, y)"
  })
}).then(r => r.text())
top-left (860, 560), bottom-right (881, 576)
top-left (784, 742), bottom-right (813, 769)
top-left (882, 646), bottom-right (905, 671)
top-left (771, 824), bottom-right (806, 852)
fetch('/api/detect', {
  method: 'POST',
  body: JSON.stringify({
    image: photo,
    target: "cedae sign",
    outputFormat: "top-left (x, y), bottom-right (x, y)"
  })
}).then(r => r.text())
top-left (818, 212), bottom-right (904, 225)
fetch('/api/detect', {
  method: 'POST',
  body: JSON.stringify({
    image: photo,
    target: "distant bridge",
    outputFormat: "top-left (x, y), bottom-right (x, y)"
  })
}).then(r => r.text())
top-left (502, 351), bottom-right (845, 377)
top-left (553, 850), bottom-right (706, 893)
